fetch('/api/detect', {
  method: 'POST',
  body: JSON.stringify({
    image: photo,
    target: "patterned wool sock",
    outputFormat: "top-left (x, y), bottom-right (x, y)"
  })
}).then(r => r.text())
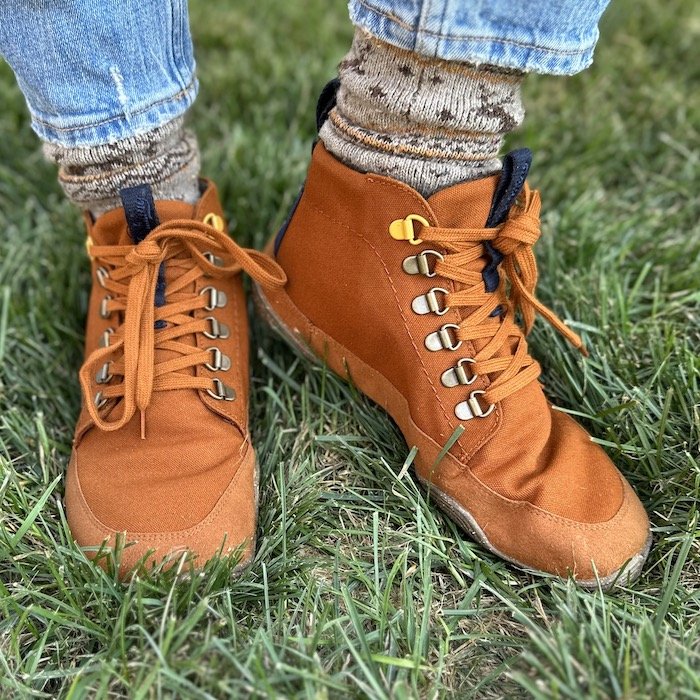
top-left (320, 28), bottom-right (525, 196)
top-left (44, 116), bottom-right (200, 217)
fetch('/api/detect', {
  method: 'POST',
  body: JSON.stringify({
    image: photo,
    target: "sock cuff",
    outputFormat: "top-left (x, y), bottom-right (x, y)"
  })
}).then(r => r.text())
top-left (321, 26), bottom-right (524, 196)
top-left (326, 108), bottom-right (502, 163)
top-left (44, 116), bottom-right (201, 216)
top-left (43, 116), bottom-right (188, 169)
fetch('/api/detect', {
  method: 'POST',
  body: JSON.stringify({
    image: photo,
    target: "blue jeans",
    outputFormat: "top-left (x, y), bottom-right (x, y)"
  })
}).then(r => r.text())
top-left (0, 0), bottom-right (197, 147)
top-left (350, 0), bottom-right (611, 74)
top-left (0, 0), bottom-right (610, 148)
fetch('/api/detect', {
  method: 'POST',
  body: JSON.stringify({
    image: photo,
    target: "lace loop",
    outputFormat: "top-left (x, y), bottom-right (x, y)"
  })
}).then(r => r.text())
top-left (79, 218), bottom-right (286, 437)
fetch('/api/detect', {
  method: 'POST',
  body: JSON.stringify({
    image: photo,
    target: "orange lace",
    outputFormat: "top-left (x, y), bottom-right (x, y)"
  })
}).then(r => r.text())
top-left (418, 183), bottom-right (586, 406)
top-left (80, 219), bottom-right (286, 437)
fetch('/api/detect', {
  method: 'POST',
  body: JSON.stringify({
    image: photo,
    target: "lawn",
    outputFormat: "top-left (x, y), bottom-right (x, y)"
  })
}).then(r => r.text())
top-left (0, 0), bottom-right (699, 697)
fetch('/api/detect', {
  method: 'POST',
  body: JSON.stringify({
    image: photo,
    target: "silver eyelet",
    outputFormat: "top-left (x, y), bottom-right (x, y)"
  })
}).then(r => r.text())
top-left (425, 323), bottom-right (462, 352)
top-left (96, 266), bottom-right (110, 287)
top-left (99, 327), bottom-right (115, 348)
top-left (95, 362), bottom-right (112, 385)
top-left (205, 347), bottom-right (231, 372)
top-left (94, 391), bottom-right (108, 409)
top-left (411, 287), bottom-right (449, 316)
top-left (402, 250), bottom-right (444, 277)
top-left (206, 378), bottom-right (236, 401)
top-left (99, 296), bottom-right (112, 319)
top-left (200, 286), bottom-right (227, 311)
top-left (203, 251), bottom-right (225, 268)
top-left (203, 316), bottom-right (230, 340)
top-left (441, 358), bottom-right (478, 387)
top-left (455, 390), bottom-right (495, 421)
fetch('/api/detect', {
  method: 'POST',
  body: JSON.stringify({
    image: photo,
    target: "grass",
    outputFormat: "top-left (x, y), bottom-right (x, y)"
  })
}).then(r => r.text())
top-left (0, 0), bottom-right (698, 697)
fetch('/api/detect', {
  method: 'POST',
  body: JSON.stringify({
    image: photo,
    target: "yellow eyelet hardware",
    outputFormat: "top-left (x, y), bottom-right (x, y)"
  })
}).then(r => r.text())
top-left (203, 212), bottom-right (225, 232)
top-left (389, 214), bottom-right (429, 245)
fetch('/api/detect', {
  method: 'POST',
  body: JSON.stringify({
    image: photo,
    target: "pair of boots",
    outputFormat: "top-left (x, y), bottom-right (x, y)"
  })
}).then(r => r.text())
top-left (67, 83), bottom-right (651, 588)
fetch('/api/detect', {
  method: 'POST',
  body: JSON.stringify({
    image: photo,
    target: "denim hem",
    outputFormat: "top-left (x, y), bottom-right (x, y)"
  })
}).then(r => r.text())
top-left (349, 0), bottom-right (598, 75)
top-left (28, 74), bottom-right (199, 148)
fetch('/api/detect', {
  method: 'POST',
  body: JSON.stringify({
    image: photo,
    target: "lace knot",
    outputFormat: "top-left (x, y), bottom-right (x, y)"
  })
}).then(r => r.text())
top-left (126, 239), bottom-right (166, 267)
top-left (492, 211), bottom-right (541, 256)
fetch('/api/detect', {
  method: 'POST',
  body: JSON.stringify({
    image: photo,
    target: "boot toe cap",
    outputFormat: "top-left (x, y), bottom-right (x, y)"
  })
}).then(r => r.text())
top-left (474, 472), bottom-right (650, 587)
top-left (65, 444), bottom-right (257, 578)
top-left (558, 477), bottom-right (651, 587)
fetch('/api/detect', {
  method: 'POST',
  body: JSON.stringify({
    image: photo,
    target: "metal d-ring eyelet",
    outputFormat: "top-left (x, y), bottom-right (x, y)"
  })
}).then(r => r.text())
top-left (402, 249), bottom-right (444, 277)
top-left (96, 266), bottom-right (110, 288)
top-left (411, 287), bottom-right (449, 316)
top-left (99, 295), bottom-right (112, 319)
top-left (95, 362), bottom-right (112, 385)
top-left (99, 327), bottom-right (115, 348)
top-left (441, 358), bottom-right (478, 387)
top-left (425, 323), bottom-right (462, 352)
top-left (203, 212), bottom-right (225, 232)
top-left (455, 390), bottom-right (495, 421)
top-left (203, 316), bottom-right (230, 340)
top-left (94, 391), bottom-right (108, 409)
top-left (202, 316), bottom-right (231, 340)
top-left (205, 347), bottom-right (231, 372)
top-left (207, 378), bottom-right (236, 401)
top-left (389, 214), bottom-right (429, 245)
top-left (200, 286), bottom-right (227, 311)
top-left (203, 251), bottom-right (225, 268)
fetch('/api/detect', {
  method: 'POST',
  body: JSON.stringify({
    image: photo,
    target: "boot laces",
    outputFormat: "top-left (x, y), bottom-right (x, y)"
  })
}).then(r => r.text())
top-left (80, 218), bottom-right (286, 437)
top-left (414, 183), bottom-right (586, 410)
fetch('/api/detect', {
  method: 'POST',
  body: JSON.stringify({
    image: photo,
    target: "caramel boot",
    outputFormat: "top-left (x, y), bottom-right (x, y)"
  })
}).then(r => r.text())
top-left (254, 85), bottom-right (651, 589)
top-left (66, 182), bottom-right (285, 577)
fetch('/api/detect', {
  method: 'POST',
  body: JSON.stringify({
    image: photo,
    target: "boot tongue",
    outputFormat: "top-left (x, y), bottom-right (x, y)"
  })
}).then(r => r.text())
top-left (426, 149), bottom-right (532, 293)
top-left (481, 149), bottom-right (532, 293)
top-left (484, 149), bottom-right (532, 226)
top-left (89, 187), bottom-right (198, 247)
top-left (121, 184), bottom-right (160, 244)
top-left (120, 184), bottom-right (167, 321)
top-left (426, 171), bottom-right (498, 230)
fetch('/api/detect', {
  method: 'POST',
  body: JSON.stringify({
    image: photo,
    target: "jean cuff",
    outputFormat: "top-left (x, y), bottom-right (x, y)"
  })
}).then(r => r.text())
top-left (27, 74), bottom-right (199, 148)
top-left (349, 0), bottom-right (599, 75)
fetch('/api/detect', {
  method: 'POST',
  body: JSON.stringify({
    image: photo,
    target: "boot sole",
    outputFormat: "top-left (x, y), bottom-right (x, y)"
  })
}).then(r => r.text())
top-left (253, 282), bottom-right (651, 590)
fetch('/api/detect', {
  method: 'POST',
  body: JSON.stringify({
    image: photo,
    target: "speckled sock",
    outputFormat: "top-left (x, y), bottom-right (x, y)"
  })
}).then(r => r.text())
top-left (320, 28), bottom-right (525, 196)
top-left (44, 116), bottom-right (200, 217)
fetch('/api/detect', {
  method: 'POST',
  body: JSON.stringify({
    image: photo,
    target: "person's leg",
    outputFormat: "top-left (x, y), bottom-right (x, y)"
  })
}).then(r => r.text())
top-left (257, 0), bottom-right (651, 588)
top-left (0, 1), bottom-right (286, 576)
top-left (0, 0), bottom-right (200, 216)
top-left (320, 0), bottom-right (610, 195)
